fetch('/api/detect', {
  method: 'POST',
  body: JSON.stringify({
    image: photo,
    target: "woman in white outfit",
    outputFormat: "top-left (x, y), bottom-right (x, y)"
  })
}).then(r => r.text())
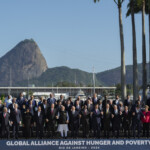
top-left (56, 105), bottom-right (69, 139)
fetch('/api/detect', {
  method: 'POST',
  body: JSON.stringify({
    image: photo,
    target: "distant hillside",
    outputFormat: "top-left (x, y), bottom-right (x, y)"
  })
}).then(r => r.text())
top-left (96, 63), bottom-right (145, 86)
top-left (0, 39), bottom-right (149, 87)
top-left (17, 66), bottom-right (102, 87)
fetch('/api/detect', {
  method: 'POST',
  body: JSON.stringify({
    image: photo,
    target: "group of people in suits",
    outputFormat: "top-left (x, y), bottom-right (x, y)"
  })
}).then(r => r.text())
top-left (0, 92), bottom-right (150, 139)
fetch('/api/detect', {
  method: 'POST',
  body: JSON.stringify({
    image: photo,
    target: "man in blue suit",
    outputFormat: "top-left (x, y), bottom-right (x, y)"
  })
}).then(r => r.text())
top-left (10, 103), bottom-right (22, 139)
top-left (131, 104), bottom-right (144, 138)
top-left (91, 104), bottom-right (103, 138)
top-left (47, 93), bottom-right (57, 106)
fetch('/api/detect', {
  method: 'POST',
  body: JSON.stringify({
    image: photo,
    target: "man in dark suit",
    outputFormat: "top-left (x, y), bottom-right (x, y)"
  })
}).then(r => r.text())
top-left (10, 104), bottom-right (22, 139)
top-left (27, 99), bottom-right (37, 116)
top-left (38, 97), bottom-right (44, 106)
top-left (75, 100), bottom-right (82, 113)
top-left (122, 106), bottom-right (131, 138)
top-left (92, 93), bottom-right (99, 106)
top-left (27, 96), bottom-right (37, 107)
top-left (27, 99), bottom-right (37, 137)
top-left (8, 98), bottom-right (16, 113)
top-left (103, 104), bottom-right (112, 139)
top-left (113, 95), bottom-right (121, 106)
top-left (102, 95), bottom-right (110, 111)
top-left (40, 99), bottom-right (49, 116)
top-left (16, 93), bottom-right (26, 109)
top-left (80, 105), bottom-right (90, 138)
top-left (69, 106), bottom-right (80, 138)
top-left (86, 99), bottom-right (93, 132)
top-left (86, 99), bottom-right (93, 112)
top-left (91, 104), bottom-right (103, 138)
top-left (135, 95), bottom-right (144, 108)
top-left (56, 101), bottom-right (62, 112)
top-left (35, 106), bottom-right (44, 139)
top-left (57, 95), bottom-right (66, 106)
top-left (112, 105), bottom-right (122, 138)
top-left (65, 100), bottom-right (72, 114)
top-left (46, 104), bottom-right (57, 138)
top-left (74, 96), bottom-right (84, 108)
top-left (131, 104), bottom-right (144, 138)
top-left (1, 107), bottom-right (10, 139)
top-left (124, 95), bottom-right (132, 110)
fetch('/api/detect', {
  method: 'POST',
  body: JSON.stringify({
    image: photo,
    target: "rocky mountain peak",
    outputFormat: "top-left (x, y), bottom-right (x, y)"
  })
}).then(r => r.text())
top-left (0, 39), bottom-right (48, 86)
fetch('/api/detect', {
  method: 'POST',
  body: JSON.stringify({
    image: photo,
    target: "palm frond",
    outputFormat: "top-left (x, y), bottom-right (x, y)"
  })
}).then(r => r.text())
top-left (94, 0), bottom-right (100, 3)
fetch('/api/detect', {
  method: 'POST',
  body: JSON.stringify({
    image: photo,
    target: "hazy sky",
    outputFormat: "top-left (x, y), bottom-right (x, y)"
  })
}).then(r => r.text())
top-left (0, 0), bottom-right (149, 73)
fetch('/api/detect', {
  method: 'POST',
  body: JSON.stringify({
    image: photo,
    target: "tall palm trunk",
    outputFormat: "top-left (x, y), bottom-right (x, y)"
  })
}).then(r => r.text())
top-left (118, 4), bottom-right (126, 101)
top-left (149, 11), bottom-right (150, 83)
top-left (142, 0), bottom-right (147, 102)
top-left (131, 0), bottom-right (138, 102)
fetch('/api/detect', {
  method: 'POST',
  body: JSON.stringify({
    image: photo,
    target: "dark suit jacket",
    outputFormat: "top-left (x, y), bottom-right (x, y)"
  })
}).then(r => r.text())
top-left (131, 108), bottom-right (144, 124)
top-left (122, 110), bottom-right (131, 129)
top-left (103, 109), bottom-right (112, 130)
top-left (35, 111), bottom-right (44, 126)
top-left (102, 99), bottom-right (110, 111)
top-left (74, 100), bottom-right (84, 108)
top-left (40, 103), bottom-right (50, 116)
top-left (65, 104), bottom-right (72, 113)
top-left (69, 111), bottom-right (80, 127)
top-left (92, 109), bottom-right (102, 125)
top-left (8, 103), bottom-right (16, 113)
top-left (80, 110), bottom-right (90, 125)
top-left (10, 109), bottom-right (22, 124)
top-left (46, 108), bottom-right (57, 125)
top-left (87, 104), bottom-right (94, 112)
top-left (26, 104), bottom-right (37, 117)
top-left (0, 112), bottom-right (10, 127)
top-left (92, 98), bottom-right (99, 105)
top-left (16, 97), bottom-right (26, 109)
top-left (124, 99), bottom-right (132, 110)
top-left (112, 109), bottom-right (122, 129)
top-left (75, 105), bottom-right (82, 112)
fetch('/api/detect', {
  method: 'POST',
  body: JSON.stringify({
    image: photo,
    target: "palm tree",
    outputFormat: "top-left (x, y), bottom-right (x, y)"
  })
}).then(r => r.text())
top-left (94, 0), bottom-right (127, 101)
top-left (113, 0), bottom-right (127, 101)
top-left (145, 0), bottom-right (150, 83)
top-left (127, 0), bottom-right (147, 103)
top-left (140, 0), bottom-right (147, 102)
top-left (126, 0), bottom-right (138, 103)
